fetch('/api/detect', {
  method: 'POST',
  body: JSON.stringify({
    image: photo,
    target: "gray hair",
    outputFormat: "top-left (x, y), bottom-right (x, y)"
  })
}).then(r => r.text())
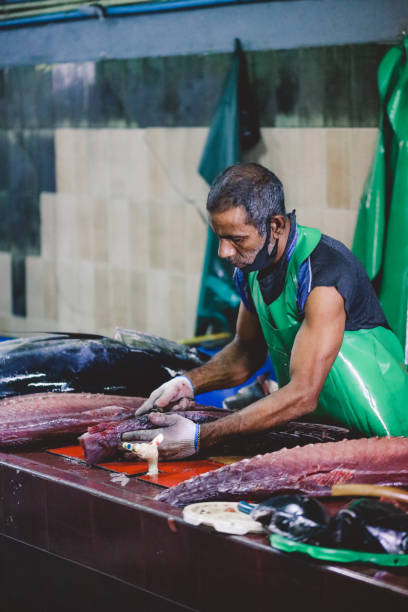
top-left (206, 163), bottom-right (286, 236)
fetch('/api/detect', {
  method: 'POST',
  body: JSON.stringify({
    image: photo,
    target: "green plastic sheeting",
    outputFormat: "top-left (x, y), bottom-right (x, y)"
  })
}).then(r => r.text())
top-left (352, 38), bottom-right (408, 358)
top-left (195, 39), bottom-right (259, 335)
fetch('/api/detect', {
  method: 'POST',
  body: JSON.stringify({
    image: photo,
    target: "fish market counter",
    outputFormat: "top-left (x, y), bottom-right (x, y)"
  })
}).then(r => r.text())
top-left (1, 450), bottom-right (408, 612)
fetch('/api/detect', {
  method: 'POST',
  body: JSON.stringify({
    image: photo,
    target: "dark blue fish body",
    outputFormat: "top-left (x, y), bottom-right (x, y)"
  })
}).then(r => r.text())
top-left (0, 333), bottom-right (198, 398)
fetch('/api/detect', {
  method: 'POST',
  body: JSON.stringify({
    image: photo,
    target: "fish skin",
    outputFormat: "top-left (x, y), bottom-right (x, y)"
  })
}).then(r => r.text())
top-left (79, 409), bottom-right (225, 465)
top-left (0, 392), bottom-right (145, 448)
top-left (0, 333), bottom-right (194, 399)
top-left (155, 437), bottom-right (408, 507)
top-left (81, 409), bottom-right (353, 465)
top-left (203, 421), bottom-right (353, 457)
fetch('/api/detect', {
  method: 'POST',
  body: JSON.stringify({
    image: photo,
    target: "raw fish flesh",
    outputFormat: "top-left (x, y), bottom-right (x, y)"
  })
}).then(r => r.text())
top-left (80, 409), bottom-right (224, 464)
top-left (0, 332), bottom-right (193, 398)
top-left (156, 437), bottom-right (408, 506)
top-left (0, 392), bottom-right (145, 448)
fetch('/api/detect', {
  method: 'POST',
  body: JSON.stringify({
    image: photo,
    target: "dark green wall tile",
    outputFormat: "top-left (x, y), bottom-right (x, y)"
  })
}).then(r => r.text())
top-left (34, 65), bottom-right (55, 129)
top-left (249, 50), bottom-right (277, 127)
top-left (94, 60), bottom-right (129, 127)
top-left (8, 131), bottom-right (39, 195)
top-left (0, 70), bottom-right (6, 130)
top-left (323, 45), bottom-right (352, 127)
top-left (0, 44), bottom-right (392, 131)
top-left (11, 252), bottom-right (26, 317)
top-left (190, 53), bottom-right (231, 127)
top-left (298, 47), bottom-right (325, 127)
top-left (350, 44), bottom-right (384, 127)
top-left (0, 192), bottom-right (11, 251)
top-left (0, 131), bottom-right (9, 191)
top-left (52, 63), bottom-right (93, 127)
top-left (275, 49), bottom-right (300, 126)
top-left (9, 193), bottom-right (40, 256)
top-left (13, 66), bottom-right (41, 129)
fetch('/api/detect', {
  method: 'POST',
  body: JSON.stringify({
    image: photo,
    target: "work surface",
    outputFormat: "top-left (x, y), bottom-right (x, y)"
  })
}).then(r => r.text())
top-left (1, 448), bottom-right (408, 612)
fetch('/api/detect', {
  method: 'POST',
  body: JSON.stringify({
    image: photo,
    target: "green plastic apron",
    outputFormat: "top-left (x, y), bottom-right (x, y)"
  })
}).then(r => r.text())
top-left (248, 224), bottom-right (408, 437)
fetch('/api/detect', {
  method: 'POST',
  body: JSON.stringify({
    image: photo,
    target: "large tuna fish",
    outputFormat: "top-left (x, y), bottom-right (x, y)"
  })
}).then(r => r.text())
top-left (80, 412), bottom-right (352, 465)
top-left (0, 392), bottom-right (146, 448)
top-left (0, 332), bottom-right (208, 399)
top-left (156, 437), bottom-right (408, 507)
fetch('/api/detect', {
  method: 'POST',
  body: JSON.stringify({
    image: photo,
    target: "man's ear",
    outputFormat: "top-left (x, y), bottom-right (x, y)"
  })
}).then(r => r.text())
top-left (270, 215), bottom-right (286, 238)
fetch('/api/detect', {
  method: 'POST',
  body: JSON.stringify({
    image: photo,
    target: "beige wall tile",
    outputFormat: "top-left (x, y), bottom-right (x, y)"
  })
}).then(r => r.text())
top-left (147, 269), bottom-right (170, 338)
top-left (183, 128), bottom-right (213, 201)
top-left (129, 270), bottom-right (148, 331)
top-left (298, 129), bottom-right (327, 208)
top-left (129, 199), bottom-right (149, 270)
top-left (75, 130), bottom-right (90, 196)
top-left (44, 260), bottom-right (58, 321)
top-left (108, 198), bottom-right (131, 268)
top-left (56, 193), bottom-right (78, 261)
top-left (322, 209), bottom-right (359, 249)
top-left (0, 252), bottom-right (11, 315)
top-left (169, 273), bottom-right (188, 340)
top-left (144, 128), bottom-right (209, 206)
top-left (56, 260), bottom-right (80, 331)
top-left (149, 200), bottom-right (169, 269)
top-left (167, 202), bottom-right (187, 273)
top-left (0, 315), bottom-right (11, 334)
top-left (110, 268), bottom-right (130, 330)
top-left (92, 198), bottom-right (109, 263)
top-left (345, 208), bottom-right (359, 248)
top-left (77, 195), bottom-right (93, 260)
top-left (77, 260), bottom-right (95, 332)
top-left (186, 206), bottom-right (207, 274)
top-left (295, 206), bottom-right (326, 232)
top-left (87, 129), bottom-right (110, 197)
top-left (107, 130), bottom-right (132, 198)
top-left (327, 129), bottom-right (351, 209)
top-left (23, 317), bottom-right (60, 334)
top-left (186, 273), bottom-right (201, 338)
top-left (94, 264), bottom-right (111, 333)
top-left (9, 315), bottom-right (28, 333)
top-left (350, 128), bottom-right (378, 210)
top-left (26, 256), bottom-right (44, 319)
top-left (254, 128), bottom-right (301, 211)
top-left (145, 128), bottom-right (170, 201)
top-left (128, 130), bottom-right (149, 202)
top-left (40, 192), bottom-right (57, 260)
top-left (55, 129), bottom-right (77, 194)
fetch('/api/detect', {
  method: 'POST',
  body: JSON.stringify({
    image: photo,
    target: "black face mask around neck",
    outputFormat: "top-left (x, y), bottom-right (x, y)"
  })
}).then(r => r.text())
top-left (241, 220), bottom-right (278, 273)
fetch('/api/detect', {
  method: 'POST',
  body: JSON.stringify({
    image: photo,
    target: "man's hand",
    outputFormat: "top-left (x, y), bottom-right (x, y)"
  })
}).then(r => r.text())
top-left (121, 413), bottom-right (199, 460)
top-left (135, 375), bottom-right (194, 416)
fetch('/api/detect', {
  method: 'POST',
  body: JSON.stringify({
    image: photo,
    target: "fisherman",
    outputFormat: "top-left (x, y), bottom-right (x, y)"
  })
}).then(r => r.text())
top-left (121, 163), bottom-right (408, 460)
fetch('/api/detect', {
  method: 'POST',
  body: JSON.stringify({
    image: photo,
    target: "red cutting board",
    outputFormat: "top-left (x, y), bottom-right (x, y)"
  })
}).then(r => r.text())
top-left (47, 444), bottom-right (225, 486)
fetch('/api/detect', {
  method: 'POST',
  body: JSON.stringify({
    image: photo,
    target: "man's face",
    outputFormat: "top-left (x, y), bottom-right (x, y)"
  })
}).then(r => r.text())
top-left (209, 205), bottom-right (266, 268)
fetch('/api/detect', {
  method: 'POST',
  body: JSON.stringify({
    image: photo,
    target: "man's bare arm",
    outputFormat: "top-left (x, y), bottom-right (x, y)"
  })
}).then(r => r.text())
top-left (199, 286), bottom-right (346, 448)
top-left (187, 304), bottom-right (268, 394)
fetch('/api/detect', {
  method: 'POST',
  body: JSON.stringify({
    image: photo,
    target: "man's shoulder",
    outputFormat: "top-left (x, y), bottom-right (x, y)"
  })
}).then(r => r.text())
top-left (310, 233), bottom-right (357, 275)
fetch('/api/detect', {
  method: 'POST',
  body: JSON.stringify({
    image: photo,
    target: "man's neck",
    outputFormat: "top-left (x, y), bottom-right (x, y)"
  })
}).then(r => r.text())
top-left (273, 215), bottom-right (291, 264)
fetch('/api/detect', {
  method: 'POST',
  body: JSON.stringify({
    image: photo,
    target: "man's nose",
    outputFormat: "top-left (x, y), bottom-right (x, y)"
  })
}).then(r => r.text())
top-left (218, 239), bottom-right (235, 259)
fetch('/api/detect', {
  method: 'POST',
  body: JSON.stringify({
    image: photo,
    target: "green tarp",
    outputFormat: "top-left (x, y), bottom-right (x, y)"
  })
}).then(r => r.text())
top-left (195, 39), bottom-right (259, 335)
top-left (352, 38), bottom-right (408, 358)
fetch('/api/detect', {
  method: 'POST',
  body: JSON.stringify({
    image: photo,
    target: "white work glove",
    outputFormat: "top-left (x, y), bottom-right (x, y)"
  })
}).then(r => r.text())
top-left (135, 375), bottom-right (194, 416)
top-left (121, 413), bottom-right (199, 460)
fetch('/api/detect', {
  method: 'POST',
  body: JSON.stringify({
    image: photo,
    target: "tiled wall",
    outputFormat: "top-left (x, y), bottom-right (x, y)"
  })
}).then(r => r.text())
top-left (0, 45), bottom-right (386, 339)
